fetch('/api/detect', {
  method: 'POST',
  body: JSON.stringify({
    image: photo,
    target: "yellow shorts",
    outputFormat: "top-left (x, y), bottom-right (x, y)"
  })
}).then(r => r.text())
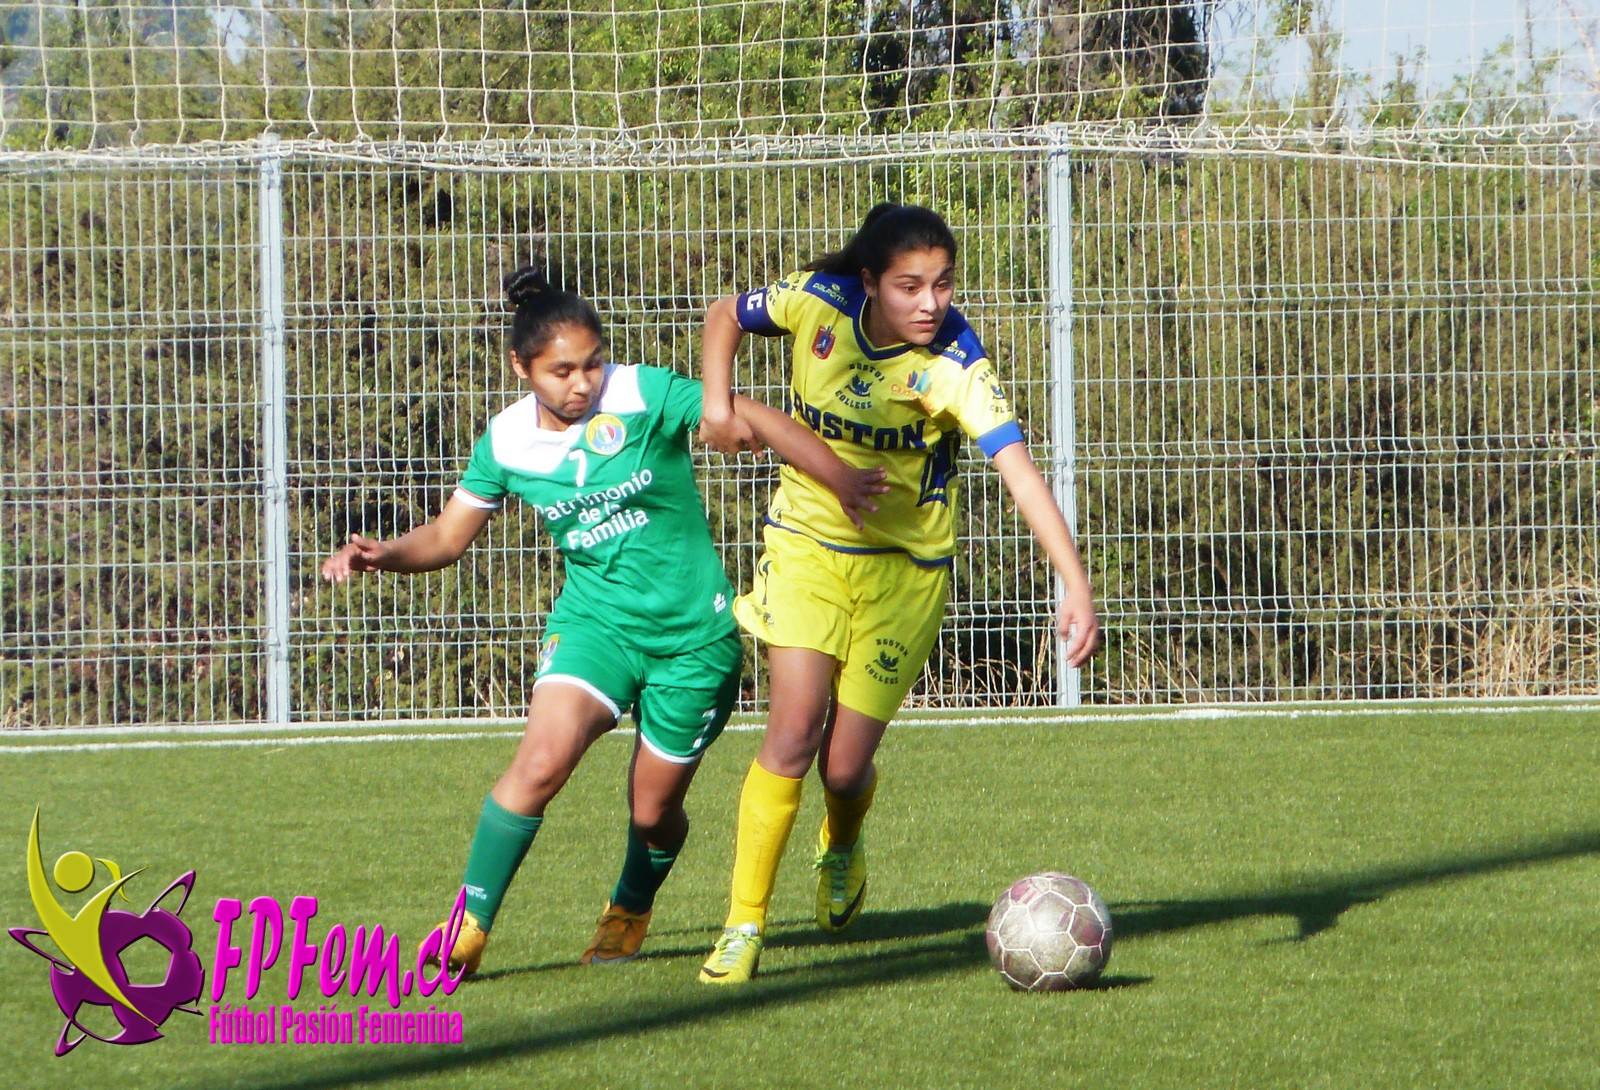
top-left (733, 525), bottom-right (949, 722)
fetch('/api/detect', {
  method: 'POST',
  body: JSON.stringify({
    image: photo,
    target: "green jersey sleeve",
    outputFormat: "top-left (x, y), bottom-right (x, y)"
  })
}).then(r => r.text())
top-left (645, 366), bottom-right (705, 442)
top-left (454, 430), bottom-right (508, 509)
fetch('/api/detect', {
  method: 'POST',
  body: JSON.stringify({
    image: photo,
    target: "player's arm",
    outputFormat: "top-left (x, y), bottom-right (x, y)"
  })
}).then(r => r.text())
top-left (699, 294), bottom-right (760, 455)
top-left (731, 394), bottom-right (890, 530)
top-left (991, 444), bottom-right (1100, 667)
top-left (320, 495), bottom-right (493, 583)
top-left (929, 339), bottom-right (1099, 664)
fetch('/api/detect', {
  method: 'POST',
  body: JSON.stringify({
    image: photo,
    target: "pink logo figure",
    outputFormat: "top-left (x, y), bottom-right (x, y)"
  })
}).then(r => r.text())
top-left (9, 808), bottom-right (204, 1056)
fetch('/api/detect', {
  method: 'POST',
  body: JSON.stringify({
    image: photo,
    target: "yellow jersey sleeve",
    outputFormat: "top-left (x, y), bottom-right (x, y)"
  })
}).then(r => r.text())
top-left (912, 353), bottom-right (1025, 459)
top-left (734, 272), bottom-right (813, 337)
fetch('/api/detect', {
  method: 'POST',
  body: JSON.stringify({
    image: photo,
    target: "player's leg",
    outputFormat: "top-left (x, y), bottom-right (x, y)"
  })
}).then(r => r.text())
top-left (753, 647), bottom-right (839, 777)
top-left (812, 554), bottom-right (949, 932)
top-left (584, 634), bottom-right (740, 964)
top-left (700, 644), bottom-right (835, 984)
top-left (582, 738), bottom-right (699, 964)
top-left (492, 678), bottom-right (617, 812)
top-left (618, 735), bottom-right (698, 908)
top-left (702, 531), bottom-right (853, 984)
top-left (817, 702), bottom-right (888, 823)
top-left (734, 646), bottom-right (835, 917)
top-left (813, 703), bottom-right (888, 931)
top-left (429, 629), bottom-right (634, 977)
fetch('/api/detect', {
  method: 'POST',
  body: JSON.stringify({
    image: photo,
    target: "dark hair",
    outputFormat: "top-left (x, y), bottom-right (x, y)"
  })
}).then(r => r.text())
top-left (503, 264), bottom-right (603, 359)
top-left (803, 203), bottom-right (958, 278)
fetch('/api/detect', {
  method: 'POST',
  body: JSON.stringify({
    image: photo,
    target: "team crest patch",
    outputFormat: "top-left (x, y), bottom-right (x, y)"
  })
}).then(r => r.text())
top-left (584, 414), bottom-right (626, 456)
top-left (812, 326), bottom-right (836, 359)
top-left (537, 634), bottom-right (560, 675)
top-left (891, 369), bottom-right (935, 399)
top-left (837, 367), bottom-right (878, 411)
top-left (865, 636), bottom-right (912, 685)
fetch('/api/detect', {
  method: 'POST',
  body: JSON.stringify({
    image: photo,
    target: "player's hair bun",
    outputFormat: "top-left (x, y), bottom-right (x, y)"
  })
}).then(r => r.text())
top-left (504, 265), bottom-right (551, 307)
top-left (502, 264), bottom-right (603, 360)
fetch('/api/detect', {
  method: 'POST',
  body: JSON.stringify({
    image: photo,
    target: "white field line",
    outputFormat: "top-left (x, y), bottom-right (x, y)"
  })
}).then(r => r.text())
top-left (0, 702), bottom-right (1595, 755)
top-left (5, 695), bottom-right (1598, 741)
top-left (0, 730), bottom-right (523, 755)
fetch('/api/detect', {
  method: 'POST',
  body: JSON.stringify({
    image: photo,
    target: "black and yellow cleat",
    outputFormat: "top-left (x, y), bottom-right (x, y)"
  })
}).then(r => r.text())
top-left (697, 923), bottom-right (764, 985)
top-left (814, 823), bottom-right (867, 932)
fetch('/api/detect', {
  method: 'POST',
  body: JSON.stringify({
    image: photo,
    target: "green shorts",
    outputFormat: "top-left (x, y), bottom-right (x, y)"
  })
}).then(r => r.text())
top-left (532, 625), bottom-right (743, 763)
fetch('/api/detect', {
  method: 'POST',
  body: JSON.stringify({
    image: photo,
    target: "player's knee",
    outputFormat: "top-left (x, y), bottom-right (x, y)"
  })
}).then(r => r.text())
top-left (764, 706), bottom-right (826, 757)
top-left (820, 762), bottom-right (872, 798)
top-left (504, 752), bottom-right (573, 806)
top-left (759, 727), bottom-right (823, 778)
top-left (629, 800), bottom-right (683, 838)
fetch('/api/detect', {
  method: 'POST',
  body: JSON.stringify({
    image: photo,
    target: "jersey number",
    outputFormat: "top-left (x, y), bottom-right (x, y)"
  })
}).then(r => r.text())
top-left (567, 449), bottom-right (589, 487)
top-left (690, 707), bottom-right (718, 753)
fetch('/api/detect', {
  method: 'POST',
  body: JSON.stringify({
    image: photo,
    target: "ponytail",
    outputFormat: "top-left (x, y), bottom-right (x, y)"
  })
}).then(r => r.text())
top-left (803, 203), bottom-right (957, 278)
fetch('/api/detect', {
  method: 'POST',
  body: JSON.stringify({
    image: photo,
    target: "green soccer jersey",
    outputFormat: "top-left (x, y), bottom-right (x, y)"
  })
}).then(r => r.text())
top-left (454, 364), bottom-right (736, 656)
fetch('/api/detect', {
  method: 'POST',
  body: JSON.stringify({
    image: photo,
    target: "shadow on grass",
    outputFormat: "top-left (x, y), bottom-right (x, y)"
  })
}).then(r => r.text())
top-left (199, 831), bottom-right (1599, 1090)
top-left (1084, 975), bottom-right (1154, 990)
top-left (769, 900), bottom-right (990, 950)
top-left (472, 901), bottom-right (989, 980)
top-left (643, 916), bottom-right (812, 940)
top-left (188, 926), bottom-right (992, 1090)
top-left (1114, 828), bottom-right (1600, 943)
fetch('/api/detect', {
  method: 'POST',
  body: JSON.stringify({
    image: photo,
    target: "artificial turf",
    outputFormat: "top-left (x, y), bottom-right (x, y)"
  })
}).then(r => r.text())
top-left (1, 705), bottom-right (1595, 1089)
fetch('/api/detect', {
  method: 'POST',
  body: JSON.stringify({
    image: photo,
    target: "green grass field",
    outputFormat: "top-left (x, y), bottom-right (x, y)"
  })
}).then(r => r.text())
top-left (2, 705), bottom-right (1596, 1089)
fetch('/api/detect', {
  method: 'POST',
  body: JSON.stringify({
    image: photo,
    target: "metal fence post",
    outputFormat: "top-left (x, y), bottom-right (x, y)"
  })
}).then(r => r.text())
top-left (258, 135), bottom-right (291, 725)
top-left (1046, 140), bottom-right (1081, 708)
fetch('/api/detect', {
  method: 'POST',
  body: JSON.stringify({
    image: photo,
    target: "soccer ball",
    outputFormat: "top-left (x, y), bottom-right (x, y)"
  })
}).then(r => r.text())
top-left (985, 872), bottom-right (1112, 991)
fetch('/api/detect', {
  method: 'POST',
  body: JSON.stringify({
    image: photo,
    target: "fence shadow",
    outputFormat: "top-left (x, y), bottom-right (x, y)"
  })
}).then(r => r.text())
top-left (192, 923), bottom-right (990, 1090)
top-left (207, 830), bottom-right (1600, 1090)
top-left (1113, 829), bottom-right (1600, 943)
top-left (471, 901), bottom-right (990, 980)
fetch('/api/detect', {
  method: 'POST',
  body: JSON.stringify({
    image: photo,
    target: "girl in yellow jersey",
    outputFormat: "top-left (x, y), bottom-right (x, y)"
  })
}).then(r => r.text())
top-left (695, 203), bottom-right (1100, 983)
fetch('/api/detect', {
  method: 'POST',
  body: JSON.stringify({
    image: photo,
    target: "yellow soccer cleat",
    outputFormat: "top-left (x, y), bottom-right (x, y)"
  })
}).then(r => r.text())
top-left (581, 903), bottom-right (652, 965)
top-left (420, 911), bottom-right (489, 978)
top-left (814, 823), bottom-right (867, 932)
top-left (697, 923), bottom-right (764, 985)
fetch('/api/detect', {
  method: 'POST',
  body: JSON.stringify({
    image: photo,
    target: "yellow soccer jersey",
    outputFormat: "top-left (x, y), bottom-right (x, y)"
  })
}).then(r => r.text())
top-left (736, 269), bottom-right (1025, 564)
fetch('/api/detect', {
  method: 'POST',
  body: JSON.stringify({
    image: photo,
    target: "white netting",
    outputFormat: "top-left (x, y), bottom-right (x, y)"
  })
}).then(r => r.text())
top-left (0, 1), bottom-right (1595, 165)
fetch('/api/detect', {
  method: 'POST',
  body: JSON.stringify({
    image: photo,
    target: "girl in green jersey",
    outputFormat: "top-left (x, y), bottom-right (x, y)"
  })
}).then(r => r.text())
top-left (322, 267), bottom-right (885, 972)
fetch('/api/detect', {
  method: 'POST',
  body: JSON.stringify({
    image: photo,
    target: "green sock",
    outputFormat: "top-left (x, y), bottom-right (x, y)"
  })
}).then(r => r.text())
top-left (460, 795), bottom-right (542, 931)
top-left (609, 823), bottom-right (682, 914)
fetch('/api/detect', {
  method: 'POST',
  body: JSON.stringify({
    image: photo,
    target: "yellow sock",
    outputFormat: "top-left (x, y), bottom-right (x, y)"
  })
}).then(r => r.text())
top-left (725, 760), bottom-right (804, 930)
top-left (823, 771), bottom-right (877, 849)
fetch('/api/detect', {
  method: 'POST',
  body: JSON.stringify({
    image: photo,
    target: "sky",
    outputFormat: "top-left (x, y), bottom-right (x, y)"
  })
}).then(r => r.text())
top-left (1216, 0), bottom-right (1596, 118)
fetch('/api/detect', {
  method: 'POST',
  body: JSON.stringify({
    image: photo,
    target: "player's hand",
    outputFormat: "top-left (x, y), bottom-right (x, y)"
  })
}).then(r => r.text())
top-left (321, 534), bottom-right (388, 583)
top-left (1058, 589), bottom-right (1100, 668)
top-left (828, 465), bottom-right (891, 530)
top-left (699, 408), bottom-right (764, 456)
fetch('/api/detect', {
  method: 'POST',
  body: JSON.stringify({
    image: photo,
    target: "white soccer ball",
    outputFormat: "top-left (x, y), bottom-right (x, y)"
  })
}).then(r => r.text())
top-left (984, 872), bottom-right (1113, 991)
